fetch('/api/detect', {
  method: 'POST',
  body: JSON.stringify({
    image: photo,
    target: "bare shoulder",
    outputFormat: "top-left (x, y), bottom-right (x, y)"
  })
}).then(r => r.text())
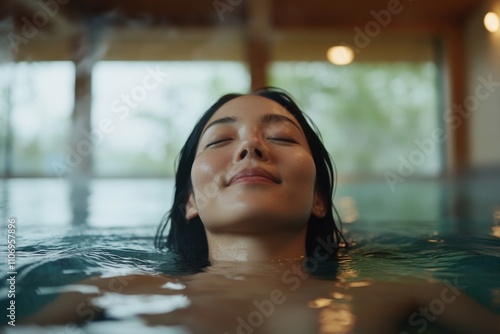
top-left (344, 280), bottom-right (500, 334)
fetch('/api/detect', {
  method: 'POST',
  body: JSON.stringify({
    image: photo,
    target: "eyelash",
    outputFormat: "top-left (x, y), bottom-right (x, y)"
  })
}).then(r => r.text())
top-left (269, 137), bottom-right (297, 144)
top-left (206, 138), bottom-right (233, 148)
top-left (205, 137), bottom-right (297, 148)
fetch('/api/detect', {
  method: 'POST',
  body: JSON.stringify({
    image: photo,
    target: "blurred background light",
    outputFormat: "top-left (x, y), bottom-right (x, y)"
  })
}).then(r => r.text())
top-left (484, 11), bottom-right (500, 32)
top-left (326, 46), bottom-right (354, 65)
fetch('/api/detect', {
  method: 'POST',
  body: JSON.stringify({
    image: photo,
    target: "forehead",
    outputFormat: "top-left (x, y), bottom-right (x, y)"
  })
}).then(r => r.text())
top-left (206, 95), bottom-right (296, 124)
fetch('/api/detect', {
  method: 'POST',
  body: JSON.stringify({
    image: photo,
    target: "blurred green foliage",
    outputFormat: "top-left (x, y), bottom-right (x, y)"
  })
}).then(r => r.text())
top-left (270, 62), bottom-right (440, 176)
top-left (1, 61), bottom-right (440, 178)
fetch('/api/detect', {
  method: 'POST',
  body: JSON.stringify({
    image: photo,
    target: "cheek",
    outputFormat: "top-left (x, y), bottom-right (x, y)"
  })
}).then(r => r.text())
top-left (192, 158), bottom-right (213, 182)
top-left (191, 158), bottom-right (212, 196)
top-left (191, 155), bottom-right (228, 199)
top-left (287, 152), bottom-right (317, 185)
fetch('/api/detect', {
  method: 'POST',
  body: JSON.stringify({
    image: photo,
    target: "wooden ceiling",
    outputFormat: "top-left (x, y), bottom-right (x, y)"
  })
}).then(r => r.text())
top-left (273, 0), bottom-right (490, 26)
top-left (1, 0), bottom-right (492, 31)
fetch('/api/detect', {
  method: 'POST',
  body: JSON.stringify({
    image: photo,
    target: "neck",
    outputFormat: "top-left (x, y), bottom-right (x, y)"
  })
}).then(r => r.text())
top-left (205, 227), bottom-right (307, 262)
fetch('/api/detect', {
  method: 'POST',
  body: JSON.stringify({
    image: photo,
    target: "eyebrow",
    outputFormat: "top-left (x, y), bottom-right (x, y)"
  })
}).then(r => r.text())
top-left (260, 113), bottom-right (302, 132)
top-left (202, 113), bottom-right (302, 136)
top-left (203, 116), bottom-right (237, 135)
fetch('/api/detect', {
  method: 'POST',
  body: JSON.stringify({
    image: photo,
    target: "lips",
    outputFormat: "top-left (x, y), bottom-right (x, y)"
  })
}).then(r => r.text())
top-left (229, 168), bottom-right (281, 185)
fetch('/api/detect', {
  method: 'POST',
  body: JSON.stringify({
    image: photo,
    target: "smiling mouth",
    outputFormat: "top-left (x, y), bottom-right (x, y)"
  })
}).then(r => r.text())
top-left (229, 168), bottom-right (280, 186)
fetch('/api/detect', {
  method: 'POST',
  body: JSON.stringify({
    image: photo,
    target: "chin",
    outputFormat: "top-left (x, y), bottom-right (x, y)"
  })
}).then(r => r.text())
top-left (204, 207), bottom-right (309, 233)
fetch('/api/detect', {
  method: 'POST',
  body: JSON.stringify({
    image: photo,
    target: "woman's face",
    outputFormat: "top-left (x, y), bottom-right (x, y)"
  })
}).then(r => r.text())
top-left (186, 95), bottom-right (325, 234)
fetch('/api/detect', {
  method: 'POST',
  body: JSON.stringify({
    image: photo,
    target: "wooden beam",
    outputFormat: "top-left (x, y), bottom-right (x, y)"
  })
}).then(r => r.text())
top-left (445, 24), bottom-right (469, 175)
top-left (0, 20), bottom-right (14, 178)
top-left (69, 26), bottom-right (99, 178)
top-left (246, 0), bottom-right (271, 91)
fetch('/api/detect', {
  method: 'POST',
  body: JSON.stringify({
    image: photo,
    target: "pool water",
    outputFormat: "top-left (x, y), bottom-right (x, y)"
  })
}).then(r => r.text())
top-left (1, 177), bottom-right (499, 333)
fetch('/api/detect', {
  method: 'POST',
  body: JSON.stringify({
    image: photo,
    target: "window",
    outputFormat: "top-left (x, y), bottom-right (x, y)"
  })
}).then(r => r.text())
top-left (6, 61), bottom-right (74, 176)
top-left (270, 61), bottom-right (440, 177)
top-left (91, 61), bottom-right (249, 177)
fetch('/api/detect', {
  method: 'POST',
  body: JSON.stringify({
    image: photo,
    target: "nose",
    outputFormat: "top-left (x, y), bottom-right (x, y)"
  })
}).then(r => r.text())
top-left (235, 137), bottom-right (267, 162)
top-left (239, 148), bottom-right (263, 160)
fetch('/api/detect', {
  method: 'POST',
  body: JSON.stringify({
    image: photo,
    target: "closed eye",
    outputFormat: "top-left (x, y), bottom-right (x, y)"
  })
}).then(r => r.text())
top-left (206, 138), bottom-right (233, 148)
top-left (268, 137), bottom-right (297, 144)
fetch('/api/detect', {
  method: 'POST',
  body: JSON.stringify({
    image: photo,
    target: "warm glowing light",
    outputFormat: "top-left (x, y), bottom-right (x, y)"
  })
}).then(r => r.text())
top-left (308, 298), bottom-right (333, 308)
top-left (484, 12), bottom-right (500, 33)
top-left (339, 196), bottom-right (358, 223)
top-left (319, 306), bottom-right (355, 333)
top-left (326, 46), bottom-right (354, 65)
top-left (491, 226), bottom-right (500, 238)
top-left (347, 281), bottom-right (372, 288)
top-left (332, 292), bottom-right (345, 300)
top-left (493, 207), bottom-right (500, 238)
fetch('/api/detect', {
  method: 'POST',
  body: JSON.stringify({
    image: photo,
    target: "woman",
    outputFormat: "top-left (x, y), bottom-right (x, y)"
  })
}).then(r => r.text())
top-left (154, 87), bottom-right (346, 263)
top-left (20, 88), bottom-right (499, 333)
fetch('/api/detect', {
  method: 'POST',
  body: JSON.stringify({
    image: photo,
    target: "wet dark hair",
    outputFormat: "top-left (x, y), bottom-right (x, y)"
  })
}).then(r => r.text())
top-left (155, 87), bottom-right (346, 261)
